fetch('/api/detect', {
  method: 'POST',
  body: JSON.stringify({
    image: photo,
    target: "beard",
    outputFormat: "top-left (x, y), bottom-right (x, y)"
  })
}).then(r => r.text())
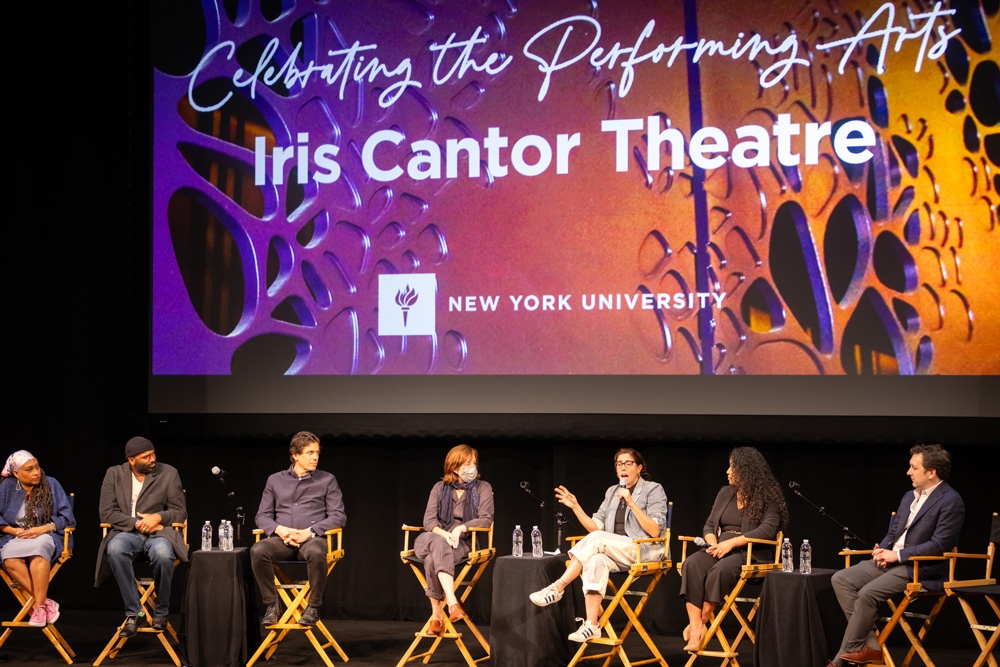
top-left (133, 461), bottom-right (155, 475)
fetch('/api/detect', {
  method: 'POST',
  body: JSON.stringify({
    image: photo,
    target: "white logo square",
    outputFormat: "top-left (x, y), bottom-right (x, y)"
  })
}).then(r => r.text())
top-left (378, 273), bottom-right (437, 336)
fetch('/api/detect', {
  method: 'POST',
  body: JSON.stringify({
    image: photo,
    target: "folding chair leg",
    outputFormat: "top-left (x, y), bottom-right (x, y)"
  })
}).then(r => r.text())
top-left (305, 628), bottom-right (337, 667)
top-left (247, 629), bottom-right (279, 667)
top-left (954, 595), bottom-right (999, 667)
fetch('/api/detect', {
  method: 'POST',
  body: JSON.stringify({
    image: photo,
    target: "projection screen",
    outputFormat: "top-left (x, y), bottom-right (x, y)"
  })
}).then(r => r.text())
top-left (149, 0), bottom-right (1000, 417)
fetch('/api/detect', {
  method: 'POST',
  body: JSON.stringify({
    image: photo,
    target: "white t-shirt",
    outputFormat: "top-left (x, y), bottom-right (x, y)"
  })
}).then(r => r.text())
top-left (130, 474), bottom-right (144, 518)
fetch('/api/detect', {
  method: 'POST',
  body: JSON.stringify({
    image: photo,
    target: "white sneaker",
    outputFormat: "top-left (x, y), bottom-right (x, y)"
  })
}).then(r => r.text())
top-left (568, 619), bottom-right (601, 643)
top-left (529, 583), bottom-right (564, 607)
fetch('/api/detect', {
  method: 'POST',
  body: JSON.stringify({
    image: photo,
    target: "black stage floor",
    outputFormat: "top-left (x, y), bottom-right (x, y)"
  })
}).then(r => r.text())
top-left (0, 611), bottom-right (986, 666)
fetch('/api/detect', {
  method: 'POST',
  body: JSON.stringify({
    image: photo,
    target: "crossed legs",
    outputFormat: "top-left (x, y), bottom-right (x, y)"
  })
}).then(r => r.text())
top-left (3, 556), bottom-right (51, 612)
top-left (679, 548), bottom-right (745, 650)
top-left (414, 532), bottom-right (465, 626)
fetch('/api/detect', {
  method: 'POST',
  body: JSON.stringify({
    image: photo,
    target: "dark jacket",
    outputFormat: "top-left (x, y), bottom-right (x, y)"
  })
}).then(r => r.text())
top-left (255, 466), bottom-right (346, 536)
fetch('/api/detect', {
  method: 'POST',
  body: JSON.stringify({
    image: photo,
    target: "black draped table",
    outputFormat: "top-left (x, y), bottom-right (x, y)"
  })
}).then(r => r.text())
top-left (181, 547), bottom-right (261, 667)
top-left (754, 568), bottom-right (848, 667)
top-left (490, 554), bottom-right (585, 667)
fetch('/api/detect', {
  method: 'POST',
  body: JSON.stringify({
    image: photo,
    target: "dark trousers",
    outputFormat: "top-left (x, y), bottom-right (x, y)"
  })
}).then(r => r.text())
top-left (250, 536), bottom-right (328, 607)
top-left (679, 548), bottom-right (745, 607)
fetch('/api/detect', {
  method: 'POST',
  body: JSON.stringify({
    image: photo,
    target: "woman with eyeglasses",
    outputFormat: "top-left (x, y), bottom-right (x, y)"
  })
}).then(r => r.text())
top-left (679, 446), bottom-right (788, 651)
top-left (529, 448), bottom-right (667, 643)
top-left (0, 450), bottom-right (76, 628)
top-left (414, 444), bottom-right (494, 636)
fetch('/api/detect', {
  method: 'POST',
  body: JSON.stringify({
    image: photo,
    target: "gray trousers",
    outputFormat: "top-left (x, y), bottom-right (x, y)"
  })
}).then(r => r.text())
top-left (829, 559), bottom-right (911, 664)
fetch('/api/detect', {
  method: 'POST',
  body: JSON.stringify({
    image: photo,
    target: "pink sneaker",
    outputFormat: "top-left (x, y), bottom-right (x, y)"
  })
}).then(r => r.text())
top-left (28, 605), bottom-right (47, 627)
top-left (45, 599), bottom-right (60, 624)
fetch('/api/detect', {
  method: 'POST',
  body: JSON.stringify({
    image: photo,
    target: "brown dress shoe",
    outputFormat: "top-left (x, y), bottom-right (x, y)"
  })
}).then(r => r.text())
top-left (840, 645), bottom-right (883, 664)
top-left (428, 619), bottom-right (443, 636)
top-left (448, 603), bottom-right (466, 622)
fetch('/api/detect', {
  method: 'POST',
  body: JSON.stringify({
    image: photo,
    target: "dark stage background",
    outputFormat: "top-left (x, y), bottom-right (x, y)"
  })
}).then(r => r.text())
top-left (4, 1), bottom-right (997, 652)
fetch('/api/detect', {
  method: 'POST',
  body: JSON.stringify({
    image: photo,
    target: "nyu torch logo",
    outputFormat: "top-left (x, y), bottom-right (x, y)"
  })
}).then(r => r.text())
top-left (395, 285), bottom-right (419, 327)
top-left (379, 274), bottom-right (436, 336)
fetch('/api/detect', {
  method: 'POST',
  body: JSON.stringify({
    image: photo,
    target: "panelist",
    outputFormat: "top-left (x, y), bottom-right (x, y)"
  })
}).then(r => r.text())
top-left (679, 446), bottom-right (787, 651)
top-left (0, 450), bottom-right (76, 627)
top-left (529, 448), bottom-right (667, 643)
top-left (96, 436), bottom-right (188, 638)
top-left (826, 444), bottom-right (964, 666)
top-left (251, 431), bottom-right (346, 628)
top-left (413, 444), bottom-right (494, 635)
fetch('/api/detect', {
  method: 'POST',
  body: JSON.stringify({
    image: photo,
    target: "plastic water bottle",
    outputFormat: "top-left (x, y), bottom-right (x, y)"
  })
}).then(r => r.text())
top-left (781, 537), bottom-right (793, 572)
top-left (512, 525), bottom-right (524, 557)
top-left (201, 521), bottom-right (212, 551)
top-left (223, 520), bottom-right (233, 551)
top-left (800, 539), bottom-right (812, 574)
top-left (531, 525), bottom-right (543, 557)
top-left (218, 519), bottom-right (227, 551)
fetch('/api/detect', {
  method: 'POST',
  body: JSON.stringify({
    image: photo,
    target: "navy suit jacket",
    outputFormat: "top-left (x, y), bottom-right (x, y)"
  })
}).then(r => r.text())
top-left (878, 480), bottom-right (964, 581)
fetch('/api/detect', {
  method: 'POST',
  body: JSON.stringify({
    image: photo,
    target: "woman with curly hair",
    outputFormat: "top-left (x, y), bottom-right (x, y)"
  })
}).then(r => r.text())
top-left (0, 450), bottom-right (76, 627)
top-left (680, 446), bottom-right (787, 651)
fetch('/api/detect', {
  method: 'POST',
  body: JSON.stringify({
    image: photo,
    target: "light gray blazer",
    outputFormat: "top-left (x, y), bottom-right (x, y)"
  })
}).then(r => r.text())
top-left (592, 477), bottom-right (669, 561)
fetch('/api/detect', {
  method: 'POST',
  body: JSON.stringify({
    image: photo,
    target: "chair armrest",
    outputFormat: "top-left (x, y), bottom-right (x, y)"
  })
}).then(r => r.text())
top-left (631, 535), bottom-right (668, 564)
top-left (468, 526), bottom-right (491, 552)
top-left (839, 549), bottom-right (874, 568)
top-left (62, 526), bottom-right (75, 557)
top-left (324, 527), bottom-right (343, 553)
top-left (744, 536), bottom-right (780, 565)
top-left (943, 552), bottom-right (990, 559)
top-left (565, 535), bottom-right (586, 549)
top-left (100, 522), bottom-right (111, 538)
top-left (677, 536), bottom-right (698, 569)
top-left (171, 522), bottom-right (188, 547)
top-left (402, 525), bottom-right (423, 553)
top-left (908, 554), bottom-right (950, 585)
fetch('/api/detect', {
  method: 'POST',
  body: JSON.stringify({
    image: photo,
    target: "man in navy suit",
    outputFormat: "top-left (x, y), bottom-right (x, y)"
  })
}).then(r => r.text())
top-left (251, 431), bottom-right (346, 628)
top-left (827, 444), bottom-right (964, 666)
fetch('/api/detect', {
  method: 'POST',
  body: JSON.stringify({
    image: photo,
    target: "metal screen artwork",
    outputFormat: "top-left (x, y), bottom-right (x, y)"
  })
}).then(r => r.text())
top-left (152, 0), bottom-right (1000, 375)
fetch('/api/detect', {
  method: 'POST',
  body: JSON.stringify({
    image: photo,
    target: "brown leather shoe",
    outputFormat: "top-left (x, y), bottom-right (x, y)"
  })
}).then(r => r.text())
top-left (428, 619), bottom-right (443, 636)
top-left (840, 646), bottom-right (883, 664)
top-left (448, 603), bottom-right (466, 622)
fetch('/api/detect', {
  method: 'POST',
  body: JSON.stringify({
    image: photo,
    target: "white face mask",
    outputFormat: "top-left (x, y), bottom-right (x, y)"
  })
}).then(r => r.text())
top-left (458, 464), bottom-right (478, 483)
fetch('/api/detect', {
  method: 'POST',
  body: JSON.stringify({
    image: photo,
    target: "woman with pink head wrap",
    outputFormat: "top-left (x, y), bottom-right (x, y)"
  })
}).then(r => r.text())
top-left (0, 450), bottom-right (76, 627)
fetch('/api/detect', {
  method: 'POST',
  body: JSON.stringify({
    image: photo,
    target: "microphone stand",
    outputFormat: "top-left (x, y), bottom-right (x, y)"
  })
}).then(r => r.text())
top-left (521, 483), bottom-right (569, 553)
top-left (788, 482), bottom-right (865, 551)
top-left (214, 473), bottom-right (246, 547)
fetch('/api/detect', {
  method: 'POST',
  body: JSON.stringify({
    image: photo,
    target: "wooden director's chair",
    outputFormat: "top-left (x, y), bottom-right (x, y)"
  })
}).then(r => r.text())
top-left (247, 527), bottom-right (348, 667)
top-left (0, 493), bottom-right (76, 664)
top-left (838, 512), bottom-right (953, 667)
top-left (397, 523), bottom-right (495, 667)
top-left (944, 512), bottom-right (999, 667)
top-left (94, 519), bottom-right (188, 667)
top-left (565, 500), bottom-right (674, 667)
top-left (678, 529), bottom-right (783, 667)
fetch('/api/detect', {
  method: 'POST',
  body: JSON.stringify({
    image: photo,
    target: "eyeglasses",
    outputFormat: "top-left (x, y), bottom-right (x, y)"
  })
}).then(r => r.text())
top-left (614, 460), bottom-right (636, 469)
